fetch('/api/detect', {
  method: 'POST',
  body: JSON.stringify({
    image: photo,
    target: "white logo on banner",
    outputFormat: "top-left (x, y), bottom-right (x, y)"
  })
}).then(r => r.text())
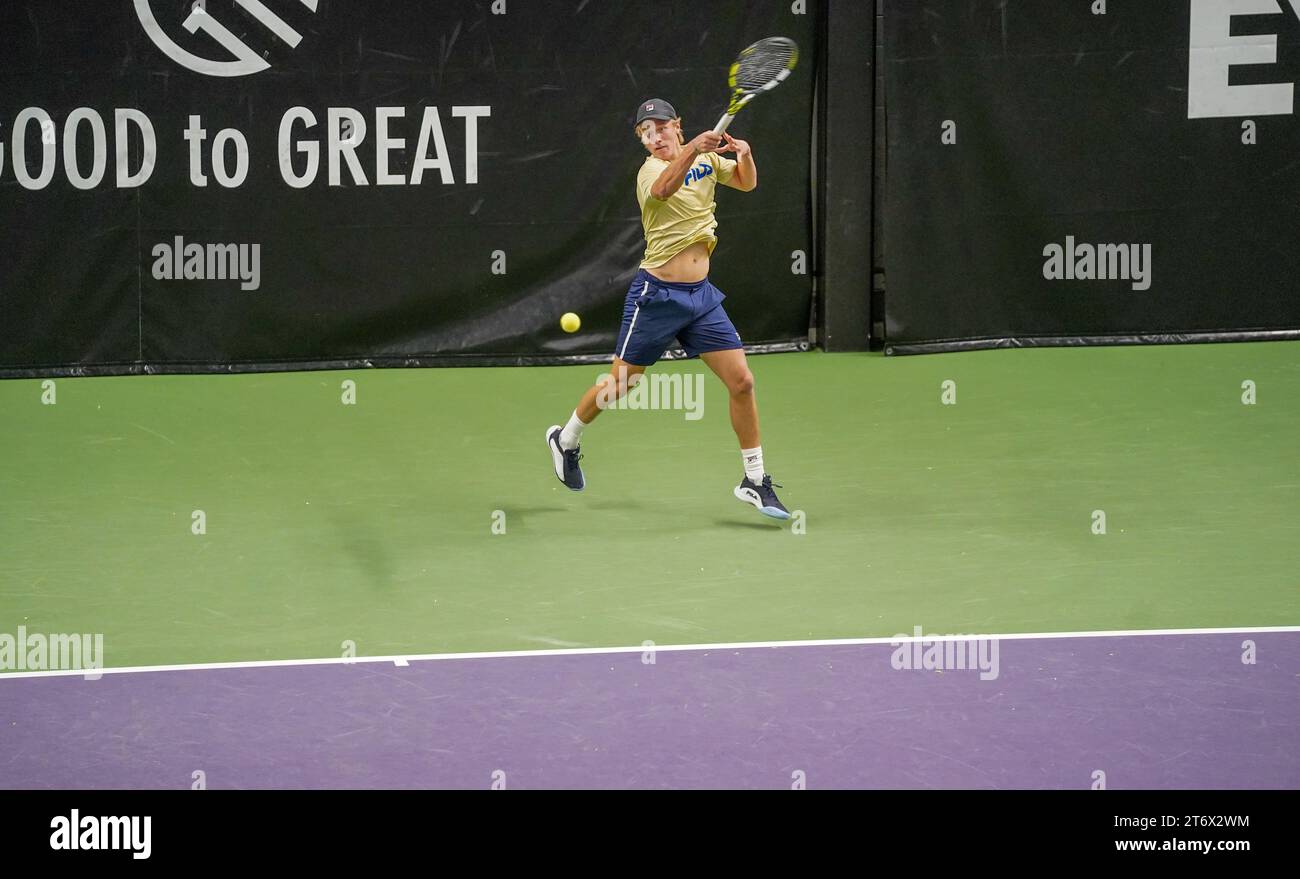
top-left (134, 0), bottom-right (319, 78)
top-left (1188, 0), bottom-right (1300, 118)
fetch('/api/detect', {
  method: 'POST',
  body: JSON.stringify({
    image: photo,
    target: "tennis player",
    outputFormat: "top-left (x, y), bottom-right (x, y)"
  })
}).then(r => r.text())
top-left (545, 98), bottom-right (789, 519)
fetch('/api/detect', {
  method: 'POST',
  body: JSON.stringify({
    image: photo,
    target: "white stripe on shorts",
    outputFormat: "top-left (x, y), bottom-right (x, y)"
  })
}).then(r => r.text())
top-left (618, 281), bottom-right (649, 361)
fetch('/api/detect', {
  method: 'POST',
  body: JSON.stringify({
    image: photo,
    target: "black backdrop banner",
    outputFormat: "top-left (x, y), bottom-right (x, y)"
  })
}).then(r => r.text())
top-left (0, 1), bottom-right (817, 376)
top-left (883, 0), bottom-right (1300, 354)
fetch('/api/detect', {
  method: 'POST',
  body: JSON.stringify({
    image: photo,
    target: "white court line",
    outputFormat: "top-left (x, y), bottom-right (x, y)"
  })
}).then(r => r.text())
top-left (0, 625), bottom-right (1297, 681)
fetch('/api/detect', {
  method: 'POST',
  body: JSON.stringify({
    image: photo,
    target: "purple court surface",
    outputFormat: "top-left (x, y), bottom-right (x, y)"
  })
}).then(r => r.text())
top-left (2, 632), bottom-right (1297, 789)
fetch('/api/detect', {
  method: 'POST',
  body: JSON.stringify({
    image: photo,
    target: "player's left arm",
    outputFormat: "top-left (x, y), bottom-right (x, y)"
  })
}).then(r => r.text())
top-left (719, 133), bottom-right (756, 192)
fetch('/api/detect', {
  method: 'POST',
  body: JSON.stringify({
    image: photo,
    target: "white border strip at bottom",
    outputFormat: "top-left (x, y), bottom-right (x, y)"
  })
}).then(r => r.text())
top-left (1, 625), bottom-right (1297, 681)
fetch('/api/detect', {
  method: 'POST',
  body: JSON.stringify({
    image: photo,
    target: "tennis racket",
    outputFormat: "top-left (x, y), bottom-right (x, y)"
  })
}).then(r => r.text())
top-left (712, 37), bottom-right (800, 135)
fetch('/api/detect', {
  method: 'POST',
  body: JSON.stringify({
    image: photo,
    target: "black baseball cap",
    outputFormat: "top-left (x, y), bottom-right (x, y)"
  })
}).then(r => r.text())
top-left (635, 98), bottom-right (677, 126)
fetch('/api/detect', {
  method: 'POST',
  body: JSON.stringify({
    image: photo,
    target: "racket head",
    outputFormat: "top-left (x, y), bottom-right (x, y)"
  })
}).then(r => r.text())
top-left (725, 37), bottom-right (799, 114)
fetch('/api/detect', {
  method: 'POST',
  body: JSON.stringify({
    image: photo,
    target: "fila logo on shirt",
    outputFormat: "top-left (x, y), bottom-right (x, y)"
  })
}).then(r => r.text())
top-left (1188, 0), bottom-right (1300, 118)
top-left (684, 162), bottom-right (713, 186)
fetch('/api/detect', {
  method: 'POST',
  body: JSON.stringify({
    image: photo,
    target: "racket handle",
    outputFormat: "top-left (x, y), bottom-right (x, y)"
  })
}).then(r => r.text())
top-left (712, 114), bottom-right (735, 135)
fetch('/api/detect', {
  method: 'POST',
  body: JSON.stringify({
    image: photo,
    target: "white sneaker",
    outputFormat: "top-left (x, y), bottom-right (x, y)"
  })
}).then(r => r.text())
top-left (545, 425), bottom-right (585, 491)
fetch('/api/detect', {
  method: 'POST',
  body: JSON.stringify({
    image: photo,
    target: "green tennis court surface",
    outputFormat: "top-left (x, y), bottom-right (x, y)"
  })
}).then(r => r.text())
top-left (2, 342), bottom-right (1297, 670)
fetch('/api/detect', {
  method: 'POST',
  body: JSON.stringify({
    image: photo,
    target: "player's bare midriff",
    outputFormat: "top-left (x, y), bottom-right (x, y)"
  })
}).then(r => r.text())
top-left (648, 241), bottom-right (710, 284)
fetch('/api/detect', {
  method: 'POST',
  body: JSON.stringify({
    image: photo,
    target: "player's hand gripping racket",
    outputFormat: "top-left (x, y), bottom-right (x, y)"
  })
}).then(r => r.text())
top-left (712, 37), bottom-right (799, 135)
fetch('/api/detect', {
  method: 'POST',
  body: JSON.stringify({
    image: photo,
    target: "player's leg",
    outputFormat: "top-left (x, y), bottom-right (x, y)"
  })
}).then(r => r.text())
top-left (546, 272), bottom-right (679, 490)
top-left (684, 284), bottom-right (790, 520)
top-left (697, 346), bottom-right (758, 448)
top-left (574, 357), bottom-right (647, 424)
top-left (546, 357), bottom-right (647, 491)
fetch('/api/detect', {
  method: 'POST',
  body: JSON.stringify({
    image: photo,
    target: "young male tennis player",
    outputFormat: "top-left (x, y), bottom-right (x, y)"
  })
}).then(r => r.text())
top-left (545, 98), bottom-right (789, 520)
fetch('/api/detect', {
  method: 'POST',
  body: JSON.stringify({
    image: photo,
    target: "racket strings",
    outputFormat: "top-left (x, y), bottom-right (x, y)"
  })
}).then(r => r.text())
top-left (714, 36), bottom-right (798, 131)
top-left (732, 40), bottom-right (797, 92)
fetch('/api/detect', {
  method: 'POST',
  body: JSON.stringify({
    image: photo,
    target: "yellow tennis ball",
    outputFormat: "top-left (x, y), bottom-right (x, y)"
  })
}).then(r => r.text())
top-left (560, 312), bottom-right (581, 333)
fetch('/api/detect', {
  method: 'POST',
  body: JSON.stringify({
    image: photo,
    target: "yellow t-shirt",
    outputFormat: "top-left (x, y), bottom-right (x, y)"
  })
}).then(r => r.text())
top-left (636, 151), bottom-right (738, 269)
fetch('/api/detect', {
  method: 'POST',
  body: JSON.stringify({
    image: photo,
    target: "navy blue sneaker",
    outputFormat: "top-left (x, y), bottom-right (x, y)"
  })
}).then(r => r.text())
top-left (735, 474), bottom-right (789, 520)
top-left (545, 425), bottom-right (585, 491)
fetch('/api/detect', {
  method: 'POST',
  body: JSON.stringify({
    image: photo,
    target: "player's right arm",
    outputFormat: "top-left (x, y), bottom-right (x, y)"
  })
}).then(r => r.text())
top-left (649, 131), bottom-right (725, 201)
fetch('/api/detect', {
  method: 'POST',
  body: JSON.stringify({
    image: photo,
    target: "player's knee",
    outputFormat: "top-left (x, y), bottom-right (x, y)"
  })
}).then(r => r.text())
top-left (731, 371), bottom-right (755, 397)
top-left (594, 375), bottom-right (619, 409)
top-left (601, 367), bottom-right (641, 402)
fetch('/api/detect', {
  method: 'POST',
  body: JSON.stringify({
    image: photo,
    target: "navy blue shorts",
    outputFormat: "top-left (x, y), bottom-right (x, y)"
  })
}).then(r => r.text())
top-left (613, 269), bottom-right (743, 367)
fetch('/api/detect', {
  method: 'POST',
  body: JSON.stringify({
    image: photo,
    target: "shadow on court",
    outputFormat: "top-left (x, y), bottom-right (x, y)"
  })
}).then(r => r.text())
top-left (712, 518), bottom-right (783, 530)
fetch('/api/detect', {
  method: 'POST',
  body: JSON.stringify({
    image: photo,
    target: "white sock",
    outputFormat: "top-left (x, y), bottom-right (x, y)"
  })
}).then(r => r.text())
top-left (741, 446), bottom-right (764, 483)
top-left (559, 410), bottom-right (588, 450)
